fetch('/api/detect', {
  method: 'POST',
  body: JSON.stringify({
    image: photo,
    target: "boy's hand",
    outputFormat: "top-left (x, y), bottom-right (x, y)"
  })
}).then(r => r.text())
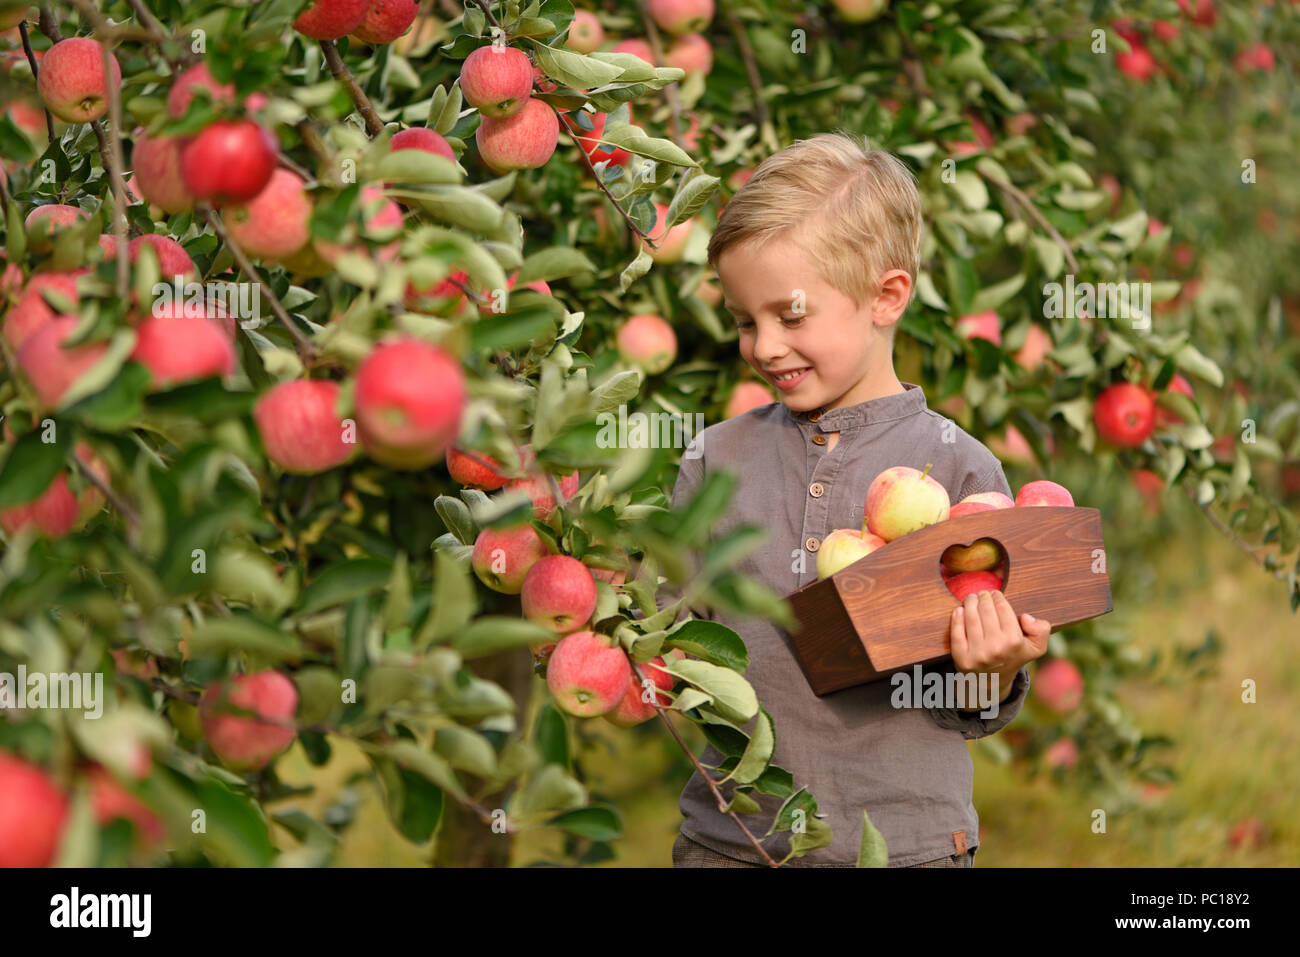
top-left (949, 590), bottom-right (1050, 683)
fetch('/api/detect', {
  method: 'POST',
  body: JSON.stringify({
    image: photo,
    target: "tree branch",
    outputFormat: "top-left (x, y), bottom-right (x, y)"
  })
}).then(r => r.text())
top-left (18, 20), bottom-right (57, 143)
top-left (202, 207), bottom-right (317, 360)
top-left (320, 40), bottom-right (385, 137)
top-left (981, 170), bottom-right (1081, 274)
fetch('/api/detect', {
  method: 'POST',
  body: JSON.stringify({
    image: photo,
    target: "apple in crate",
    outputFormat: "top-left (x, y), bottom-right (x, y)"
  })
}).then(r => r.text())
top-left (945, 570), bottom-right (1005, 601)
top-left (865, 463), bottom-right (950, 541)
top-left (816, 528), bottom-right (887, 579)
top-left (940, 537), bottom-right (1002, 574)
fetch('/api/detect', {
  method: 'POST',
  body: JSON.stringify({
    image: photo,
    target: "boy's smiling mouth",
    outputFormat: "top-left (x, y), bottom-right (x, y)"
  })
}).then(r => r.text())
top-left (767, 366), bottom-right (811, 389)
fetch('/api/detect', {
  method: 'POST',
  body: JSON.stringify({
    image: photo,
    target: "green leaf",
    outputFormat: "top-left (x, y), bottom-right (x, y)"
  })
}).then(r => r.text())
top-left (530, 41), bottom-right (624, 88)
top-left (970, 273), bottom-right (1025, 313)
top-left (533, 702), bottom-right (569, 767)
top-left (1173, 343), bottom-right (1225, 388)
top-left (665, 173), bottom-right (720, 228)
top-left (660, 659), bottom-right (758, 725)
top-left (589, 370), bottom-right (642, 415)
top-left (470, 305), bottom-right (559, 352)
top-left (728, 707), bottom-right (774, 785)
top-left (188, 614), bottom-right (305, 662)
top-left (546, 805), bottom-right (622, 841)
top-left (856, 810), bottom-right (889, 867)
top-left (371, 740), bottom-right (468, 802)
top-left (665, 619), bottom-right (749, 672)
top-left (433, 726), bottom-right (499, 778)
top-left (434, 495), bottom-right (476, 545)
top-left (417, 549), bottom-right (477, 648)
top-left (515, 246), bottom-right (597, 286)
top-left (619, 248), bottom-right (654, 292)
top-left (0, 425), bottom-right (71, 508)
top-left (453, 615), bottom-right (556, 659)
top-left (944, 255), bottom-right (978, 315)
top-left (510, 763), bottom-right (587, 820)
top-left (370, 150), bottom-right (461, 185)
top-left (297, 559), bottom-right (394, 617)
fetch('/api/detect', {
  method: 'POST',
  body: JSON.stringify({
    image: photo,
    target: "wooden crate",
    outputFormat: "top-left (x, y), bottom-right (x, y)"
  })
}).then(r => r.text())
top-left (783, 507), bottom-right (1112, 696)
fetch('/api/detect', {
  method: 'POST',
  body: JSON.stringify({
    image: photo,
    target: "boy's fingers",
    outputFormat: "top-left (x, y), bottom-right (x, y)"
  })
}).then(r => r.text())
top-left (950, 603), bottom-right (968, 665)
top-left (1020, 612), bottom-right (1052, 653)
top-left (977, 590), bottom-right (1001, 638)
top-left (962, 593), bottom-right (985, 649)
top-left (992, 591), bottom-right (1020, 639)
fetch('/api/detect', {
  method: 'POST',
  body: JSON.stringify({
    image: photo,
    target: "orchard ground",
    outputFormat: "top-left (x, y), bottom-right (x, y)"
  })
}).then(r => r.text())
top-left (265, 519), bottom-right (1298, 866)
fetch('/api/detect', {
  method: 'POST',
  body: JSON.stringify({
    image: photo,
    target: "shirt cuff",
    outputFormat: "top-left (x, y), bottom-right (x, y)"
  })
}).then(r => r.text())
top-left (925, 667), bottom-right (1030, 739)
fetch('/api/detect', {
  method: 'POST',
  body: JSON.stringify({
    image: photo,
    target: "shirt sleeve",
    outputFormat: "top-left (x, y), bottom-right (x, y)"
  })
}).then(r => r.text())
top-left (926, 666), bottom-right (1030, 739)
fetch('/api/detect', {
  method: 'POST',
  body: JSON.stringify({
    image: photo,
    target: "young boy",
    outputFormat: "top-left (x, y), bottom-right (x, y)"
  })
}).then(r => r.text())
top-left (667, 131), bottom-right (1052, 868)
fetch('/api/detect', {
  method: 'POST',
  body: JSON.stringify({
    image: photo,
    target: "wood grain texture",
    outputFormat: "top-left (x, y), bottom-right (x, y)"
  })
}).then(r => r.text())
top-left (783, 507), bottom-right (1112, 696)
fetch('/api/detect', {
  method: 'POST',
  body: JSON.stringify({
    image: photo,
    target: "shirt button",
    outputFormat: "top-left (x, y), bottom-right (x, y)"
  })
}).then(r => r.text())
top-left (805, 537), bottom-right (820, 552)
top-left (808, 412), bottom-right (822, 422)
top-left (811, 434), bottom-right (827, 445)
top-left (810, 482), bottom-right (825, 497)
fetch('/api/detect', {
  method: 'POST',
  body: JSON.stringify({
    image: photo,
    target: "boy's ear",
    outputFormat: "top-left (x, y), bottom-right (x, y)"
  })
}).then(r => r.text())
top-left (871, 270), bottom-right (913, 328)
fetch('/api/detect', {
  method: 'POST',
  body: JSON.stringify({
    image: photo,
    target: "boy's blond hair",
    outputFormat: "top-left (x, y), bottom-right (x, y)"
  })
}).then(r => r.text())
top-left (707, 130), bottom-right (922, 313)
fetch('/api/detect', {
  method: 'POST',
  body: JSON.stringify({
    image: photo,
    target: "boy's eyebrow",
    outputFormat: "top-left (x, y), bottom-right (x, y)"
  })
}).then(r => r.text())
top-left (722, 297), bottom-right (803, 313)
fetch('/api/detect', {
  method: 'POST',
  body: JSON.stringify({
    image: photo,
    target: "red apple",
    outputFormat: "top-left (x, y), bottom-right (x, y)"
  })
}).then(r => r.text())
top-left (254, 378), bottom-right (357, 474)
top-left (955, 310), bottom-right (1001, 346)
top-left (446, 446), bottom-right (509, 490)
top-left (1177, 0), bottom-right (1216, 28)
top-left (521, 555), bottom-right (597, 634)
top-left (865, 464), bottom-right (951, 542)
top-left (36, 37), bottom-right (120, 123)
top-left (294, 0), bottom-right (370, 41)
top-left (1014, 480), bottom-right (1074, 507)
top-left (504, 466), bottom-right (579, 519)
top-left (641, 202), bottom-right (693, 264)
top-left (225, 168), bottom-right (312, 262)
top-left (546, 630), bottom-right (632, 717)
top-left (25, 204), bottom-right (87, 253)
top-left (1151, 20), bottom-right (1180, 42)
top-left (132, 129), bottom-right (196, 214)
top-left (816, 527), bottom-right (887, 579)
top-left (353, 336), bottom-right (466, 469)
top-left (0, 750), bottom-right (68, 867)
top-left (0, 471), bottom-right (79, 538)
top-left (1116, 42), bottom-right (1158, 82)
top-left (391, 126), bottom-right (456, 162)
top-left (129, 234), bottom-right (197, 281)
top-left (476, 97), bottom-right (559, 172)
top-left (1234, 43), bottom-right (1275, 73)
top-left (725, 380), bottom-right (776, 419)
top-left (1014, 324), bottom-right (1053, 370)
top-left (604, 657), bottom-right (674, 727)
top-left (665, 33), bottom-right (712, 76)
top-left (1043, 738), bottom-right (1079, 769)
top-left (351, 0), bottom-right (419, 45)
top-left (198, 670), bottom-right (299, 771)
top-left (87, 766), bottom-right (166, 847)
top-left (1228, 817), bottom-right (1267, 850)
top-left (17, 314), bottom-right (110, 412)
top-left (1094, 382), bottom-right (1156, 448)
top-left (1154, 373), bottom-right (1195, 427)
top-left (946, 569), bottom-right (1004, 601)
top-left (166, 62), bottom-right (268, 118)
top-left (566, 10), bottom-right (605, 54)
top-left (948, 501), bottom-right (995, 518)
top-left (1034, 658), bottom-right (1083, 713)
top-left (316, 185), bottom-right (403, 265)
top-left (471, 522), bottom-right (550, 594)
top-left (649, 0), bottom-right (714, 35)
top-left (616, 313), bottom-right (677, 375)
top-left (1132, 468), bottom-right (1164, 514)
top-left (180, 119), bottom-right (279, 205)
top-left (131, 313), bottom-right (236, 390)
top-left (959, 491), bottom-right (1015, 510)
top-left (460, 44), bottom-right (534, 119)
top-left (4, 272), bottom-right (79, 352)
top-left (405, 268), bottom-right (470, 315)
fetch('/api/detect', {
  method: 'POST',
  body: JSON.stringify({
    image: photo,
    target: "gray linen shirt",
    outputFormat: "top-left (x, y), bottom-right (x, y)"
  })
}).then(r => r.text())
top-left (668, 382), bottom-right (1031, 867)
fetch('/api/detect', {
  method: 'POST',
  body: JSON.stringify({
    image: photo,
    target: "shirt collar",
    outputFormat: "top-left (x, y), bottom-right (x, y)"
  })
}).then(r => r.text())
top-left (787, 382), bottom-right (929, 430)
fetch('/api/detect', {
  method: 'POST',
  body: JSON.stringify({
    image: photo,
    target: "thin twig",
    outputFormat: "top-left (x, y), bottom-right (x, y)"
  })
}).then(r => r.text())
top-left (202, 207), bottom-right (317, 359)
top-left (470, 0), bottom-right (504, 35)
top-left (981, 170), bottom-right (1081, 274)
top-left (560, 117), bottom-right (658, 246)
top-left (1196, 496), bottom-right (1287, 582)
top-left (73, 446), bottom-right (138, 530)
top-left (320, 40), bottom-right (385, 137)
top-left (636, 660), bottom-right (783, 867)
top-left (18, 21), bottom-right (57, 143)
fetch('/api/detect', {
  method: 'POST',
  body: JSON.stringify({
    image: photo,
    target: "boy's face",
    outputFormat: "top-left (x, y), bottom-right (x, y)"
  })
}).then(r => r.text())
top-left (716, 234), bottom-right (910, 414)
